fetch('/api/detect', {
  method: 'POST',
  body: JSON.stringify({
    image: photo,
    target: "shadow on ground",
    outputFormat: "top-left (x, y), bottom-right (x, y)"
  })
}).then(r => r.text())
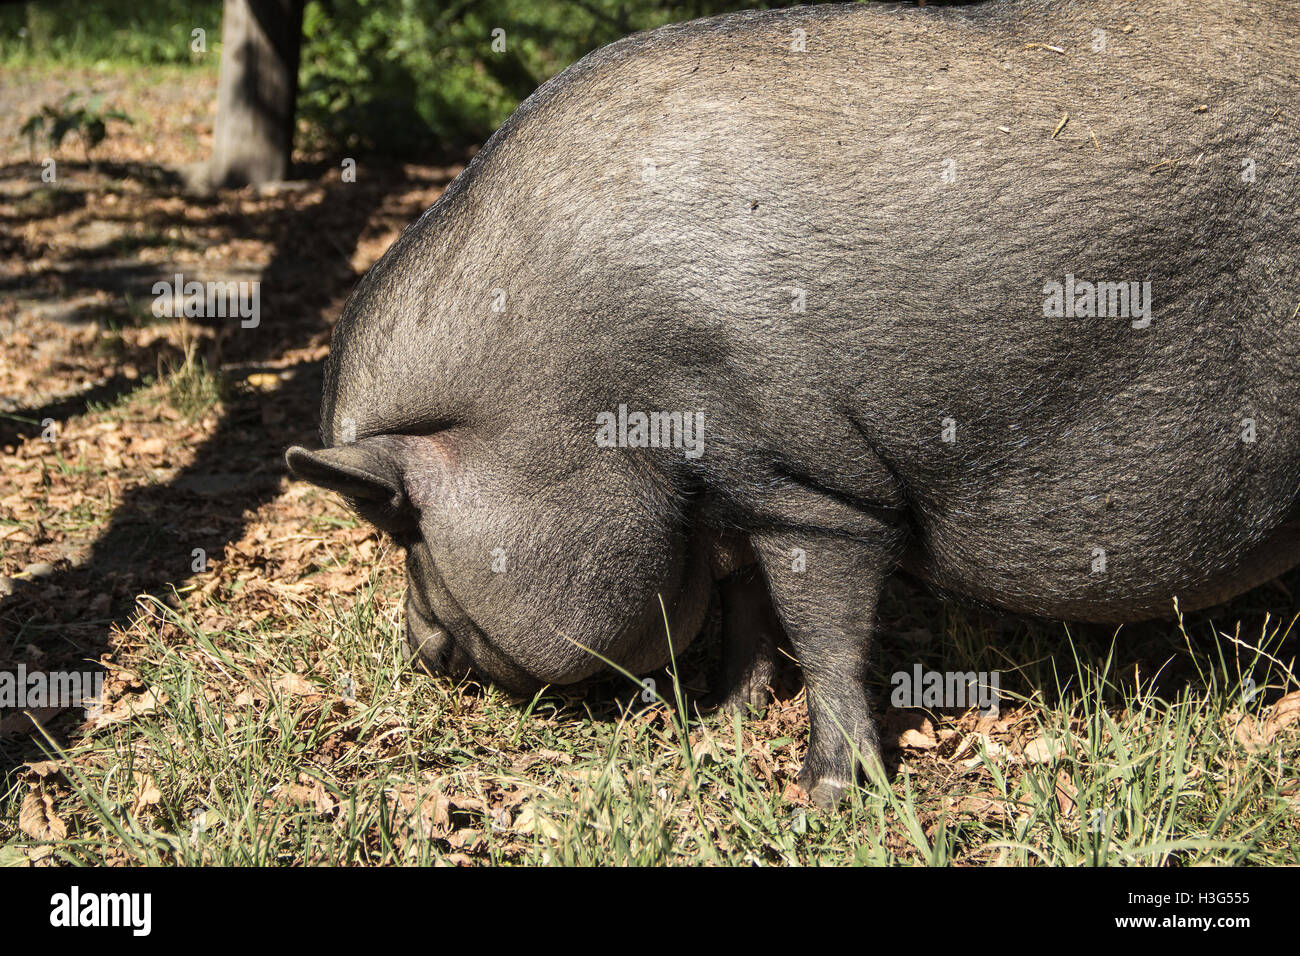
top-left (0, 154), bottom-right (461, 784)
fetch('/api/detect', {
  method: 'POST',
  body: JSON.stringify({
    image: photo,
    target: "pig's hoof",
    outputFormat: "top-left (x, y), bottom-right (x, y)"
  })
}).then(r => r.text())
top-left (806, 777), bottom-right (851, 809)
top-left (701, 676), bottom-right (772, 716)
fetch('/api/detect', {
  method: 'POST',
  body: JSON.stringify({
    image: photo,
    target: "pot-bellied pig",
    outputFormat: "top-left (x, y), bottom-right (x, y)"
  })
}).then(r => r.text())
top-left (288, 0), bottom-right (1299, 806)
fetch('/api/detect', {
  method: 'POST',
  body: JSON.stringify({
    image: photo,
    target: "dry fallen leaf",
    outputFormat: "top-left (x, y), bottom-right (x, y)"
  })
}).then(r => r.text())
top-left (386, 785), bottom-right (454, 841)
top-left (1264, 690), bottom-right (1300, 738)
top-left (90, 686), bottom-right (167, 730)
top-left (274, 673), bottom-right (316, 697)
top-left (1054, 771), bottom-right (1079, 818)
top-left (899, 728), bottom-right (938, 750)
top-left (19, 790), bottom-right (67, 841)
top-left (1021, 734), bottom-right (1066, 764)
top-left (278, 778), bottom-right (339, 818)
top-left (133, 436), bottom-right (168, 456)
top-left (1231, 690), bottom-right (1300, 752)
top-left (1278, 783), bottom-right (1300, 813)
top-left (131, 776), bottom-right (162, 814)
top-left (513, 803), bottom-right (563, 841)
top-left (233, 687), bottom-right (260, 707)
top-left (951, 792), bottom-right (1018, 822)
top-left (22, 760), bottom-right (67, 782)
top-left (1235, 714), bottom-right (1266, 752)
top-left (952, 732), bottom-right (1008, 768)
top-left (448, 827), bottom-right (486, 852)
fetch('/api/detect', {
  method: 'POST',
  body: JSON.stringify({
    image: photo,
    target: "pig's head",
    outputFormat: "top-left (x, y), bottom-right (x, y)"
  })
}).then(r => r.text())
top-left (286, 427), bottom-right (713, 696)
top-left (283, 168), bottom-right (715, 695)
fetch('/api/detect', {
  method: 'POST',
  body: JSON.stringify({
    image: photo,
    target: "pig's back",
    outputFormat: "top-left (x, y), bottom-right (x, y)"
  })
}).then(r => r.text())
top-left (554, 1), bottom-right (1296, 620)
top-left (349, 1), bottom-right (1300, 621)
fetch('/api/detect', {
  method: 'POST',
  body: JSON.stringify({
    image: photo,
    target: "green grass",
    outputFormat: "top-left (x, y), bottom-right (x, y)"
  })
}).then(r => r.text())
top-left (4, 551), bottom-right (1295, 865)
top-left (0, 0), bottom-right (221, 68)
top-left (162, 344), bottom-right (223, 421)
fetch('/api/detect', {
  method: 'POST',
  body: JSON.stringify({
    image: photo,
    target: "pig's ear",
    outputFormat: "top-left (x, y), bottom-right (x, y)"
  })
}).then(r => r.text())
top-left (285, 443), bottom-right (405, 515)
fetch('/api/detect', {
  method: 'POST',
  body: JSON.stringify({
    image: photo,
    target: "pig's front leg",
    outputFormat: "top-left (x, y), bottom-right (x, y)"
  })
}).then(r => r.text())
top-left (752, 524), bottom-right (900, 808)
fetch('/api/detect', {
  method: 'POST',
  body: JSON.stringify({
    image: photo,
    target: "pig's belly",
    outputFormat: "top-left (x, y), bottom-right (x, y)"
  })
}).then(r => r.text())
top-left (903, 497), bottom-right (1300, 624)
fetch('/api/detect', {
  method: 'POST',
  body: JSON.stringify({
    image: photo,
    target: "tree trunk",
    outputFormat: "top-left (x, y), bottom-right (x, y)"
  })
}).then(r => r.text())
top-left (209, 0), bottom-right (304, 188)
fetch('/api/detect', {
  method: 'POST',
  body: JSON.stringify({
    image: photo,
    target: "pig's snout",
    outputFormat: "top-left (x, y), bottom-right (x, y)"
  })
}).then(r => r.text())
top-left (404, 591), bottom-right (456, 673)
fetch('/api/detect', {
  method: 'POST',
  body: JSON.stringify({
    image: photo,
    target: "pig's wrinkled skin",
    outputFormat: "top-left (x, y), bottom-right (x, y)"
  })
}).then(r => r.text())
top-left (287, 0), bottom-right (1300, 806)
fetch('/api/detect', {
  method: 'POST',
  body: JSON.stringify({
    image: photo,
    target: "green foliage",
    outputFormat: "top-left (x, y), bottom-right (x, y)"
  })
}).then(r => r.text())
top-left (0, 0), bottom-right (220, 65)
top-left (20, 92), bottom-right (133, 160)
top-left (297, 0), bottom-right (797, 152)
